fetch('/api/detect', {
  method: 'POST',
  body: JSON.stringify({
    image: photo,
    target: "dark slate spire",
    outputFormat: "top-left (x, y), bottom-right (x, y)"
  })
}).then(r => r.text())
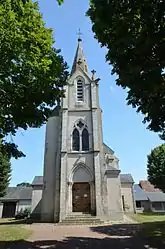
top-left (70, 33), bottom-right (88, 76)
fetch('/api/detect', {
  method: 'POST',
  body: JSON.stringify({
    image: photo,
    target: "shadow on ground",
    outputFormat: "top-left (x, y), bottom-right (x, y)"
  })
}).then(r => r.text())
top-left (90, 223), bottom-right (141, 236)
top-left (1, 222), bottom-right (165, 249)
top-left (90, 222), bottom-right (165, 248)
top-left (0, 235), bottom-right (164, 249)
top-left (0, 218), bottom-right (47, 225)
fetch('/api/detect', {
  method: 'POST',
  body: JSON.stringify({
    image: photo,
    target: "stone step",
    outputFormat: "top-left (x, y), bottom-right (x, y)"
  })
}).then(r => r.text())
top-left (60, 220), bottom-right (103, 225)
top-left (60, 215), bottom-right (103, 225)
top-left (63, 216), bottom-right (99, 219)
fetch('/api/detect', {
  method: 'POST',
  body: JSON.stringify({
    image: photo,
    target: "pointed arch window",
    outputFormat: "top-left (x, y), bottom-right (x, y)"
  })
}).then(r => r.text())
top-left (72, 128), bottom-right (80, 151)
top-left (77, 79), bottom-right (84, 101)
top-left (82, 128), bottom-right (89, 151)
top-left (72, 120), bottom-right (89, 152)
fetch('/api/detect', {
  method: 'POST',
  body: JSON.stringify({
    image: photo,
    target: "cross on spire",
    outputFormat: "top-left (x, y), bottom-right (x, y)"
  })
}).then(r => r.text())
top-left (77, 28), bottom-right (82, 41)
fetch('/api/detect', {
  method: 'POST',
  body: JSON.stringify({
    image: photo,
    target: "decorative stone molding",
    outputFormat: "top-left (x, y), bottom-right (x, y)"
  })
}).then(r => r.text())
top-left (105, 167), bottom-right (121, 177)
top-left (68, 162), bottom-right (93, 183)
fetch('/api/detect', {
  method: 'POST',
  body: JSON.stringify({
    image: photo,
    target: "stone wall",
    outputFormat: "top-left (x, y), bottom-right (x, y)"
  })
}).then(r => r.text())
top-left (31, 186), bottom-right (42, 219)
top-left (121, 183), bottom-right (135, 212)
top-left (16, 200), bottom-right (31, 213)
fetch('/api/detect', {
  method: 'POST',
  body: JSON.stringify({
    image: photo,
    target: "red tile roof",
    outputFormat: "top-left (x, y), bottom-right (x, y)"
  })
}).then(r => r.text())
top-left (139, 180), bottom-right (162, 192)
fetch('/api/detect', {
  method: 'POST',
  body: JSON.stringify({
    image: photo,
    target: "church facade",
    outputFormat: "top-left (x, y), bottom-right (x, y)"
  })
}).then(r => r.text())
top-left (40, 38), bottom-right (135, 223)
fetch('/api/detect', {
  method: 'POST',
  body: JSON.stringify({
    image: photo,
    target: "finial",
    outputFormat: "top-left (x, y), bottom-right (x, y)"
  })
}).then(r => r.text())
top-left (77, 28), bottom-right (82, 42)
top-left (91, 69), bottom-right (96, 80)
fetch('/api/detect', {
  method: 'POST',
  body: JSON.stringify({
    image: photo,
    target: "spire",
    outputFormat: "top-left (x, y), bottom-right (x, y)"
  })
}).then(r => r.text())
top-left (71, 31), bottom-right (88, 76)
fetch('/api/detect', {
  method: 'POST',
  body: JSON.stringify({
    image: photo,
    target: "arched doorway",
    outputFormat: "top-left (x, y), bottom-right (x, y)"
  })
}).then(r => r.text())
top-left (72, 182), bottom-right (91, 213)
top-left (70, 164), bottom-right (93, 214)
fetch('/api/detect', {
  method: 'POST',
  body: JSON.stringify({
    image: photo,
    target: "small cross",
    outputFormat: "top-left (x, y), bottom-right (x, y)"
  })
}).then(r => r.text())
top-left (77, 28), bottom-right (82, 41)
top-left (91, 69), bottom-right (96, 80)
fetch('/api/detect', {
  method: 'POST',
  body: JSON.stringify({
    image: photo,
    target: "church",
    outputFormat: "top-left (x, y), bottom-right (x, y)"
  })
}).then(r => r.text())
top-left (38, 37), bottom-right (135, 223)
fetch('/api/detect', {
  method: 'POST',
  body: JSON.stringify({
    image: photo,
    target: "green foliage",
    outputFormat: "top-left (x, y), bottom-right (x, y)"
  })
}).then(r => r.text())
top-left (57, 0), bottom-right (64, 5)
top-left (17, 182), bottom-right (31, 187)
top-left (0, 0), bottom-right (68, 158)
top-left (88, 0), bottom-right (165, 138)
top-left (0, 144), bottom-right (11, 197)
top-left (15, 207), bottom-right (31, 219)
top-left (147, 144), bottom-right (165, 192)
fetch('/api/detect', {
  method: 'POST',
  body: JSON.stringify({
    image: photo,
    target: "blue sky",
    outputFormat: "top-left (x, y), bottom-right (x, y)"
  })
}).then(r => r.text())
top-left (10, 0), bottom-right (161, 186)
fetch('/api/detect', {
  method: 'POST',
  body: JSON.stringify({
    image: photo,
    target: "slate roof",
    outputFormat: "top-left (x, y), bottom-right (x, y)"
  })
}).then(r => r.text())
top-left (146, 192), bottom-right (165, 202)
top-left (70, 38), bottom-right (88, 76)
top-left (32, 174), bottom-right (134, 185)
top-left (51, 105), bottom-right (60, 117)
top-left (32, 176), bottom-right (43, 186)
top-left (139, 180), bottom-right (162, 192)
top-left (120, 174), bottom-right (134, 183)
top-left (0, 187), bottom-right (32, 201)
top-left (103, 143), bottom-right (114, 154)
top-left (134, 184), bottom-right (165, 202)
top-left (133, 184), bottom-right (148, 201)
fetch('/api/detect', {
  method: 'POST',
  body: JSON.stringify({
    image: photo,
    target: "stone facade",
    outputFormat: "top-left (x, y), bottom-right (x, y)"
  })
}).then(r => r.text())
top-left (41, 38), bottom-right (133, 223)
top-left (121, 182), bottom-right (135, 213)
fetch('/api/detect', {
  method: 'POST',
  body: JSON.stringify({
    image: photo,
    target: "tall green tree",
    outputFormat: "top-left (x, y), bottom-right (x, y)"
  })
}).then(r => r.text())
top-left (0, 145), bottom-right (11, 197)
top-left (88, 0), bottom-right (165, 139)
top-left (0, 0), bottom-right (68, 158)
top-left (147, 144), bottom-right (165, 192)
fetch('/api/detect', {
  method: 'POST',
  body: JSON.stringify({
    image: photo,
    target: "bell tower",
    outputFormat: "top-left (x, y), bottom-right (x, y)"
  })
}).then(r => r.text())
top-left (59, 36), bottom-right (105, 221)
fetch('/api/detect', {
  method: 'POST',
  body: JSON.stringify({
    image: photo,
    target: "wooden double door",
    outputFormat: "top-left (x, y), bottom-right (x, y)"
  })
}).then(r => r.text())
top-left (72, 182), bottom-right (91, 213)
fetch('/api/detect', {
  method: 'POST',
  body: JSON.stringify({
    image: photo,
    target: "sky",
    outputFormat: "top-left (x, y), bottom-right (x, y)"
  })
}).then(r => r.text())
top-left (10, 0), bottom-right (162, 186)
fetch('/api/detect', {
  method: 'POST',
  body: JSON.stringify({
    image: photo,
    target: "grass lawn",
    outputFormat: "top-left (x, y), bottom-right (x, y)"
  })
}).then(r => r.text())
top-left (130, 213), bottom-right (165, 223)
top-left (0, 218), bottom-right (32, 241)
top-left (130, 213), bottom-right (165, 243)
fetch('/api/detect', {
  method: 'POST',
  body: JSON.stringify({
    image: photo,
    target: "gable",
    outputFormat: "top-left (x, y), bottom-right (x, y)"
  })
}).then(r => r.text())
top-left (68, 68), bottom-right (91, 86)
top-left (103, 143), bottom-right (114, 155)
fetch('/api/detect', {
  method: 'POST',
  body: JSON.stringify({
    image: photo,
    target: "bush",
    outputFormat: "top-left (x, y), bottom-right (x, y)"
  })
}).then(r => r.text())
top-left (15, 207), bottom-right (31, 220)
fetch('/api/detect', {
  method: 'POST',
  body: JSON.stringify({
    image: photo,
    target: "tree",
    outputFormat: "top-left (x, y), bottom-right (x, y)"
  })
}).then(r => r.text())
top-left (57, 0), bottom-right (63, 4)
top-left (17, 182), bottom-right (31, 187)
top-left (0, 144), bottom-right (11, 197)
top-left (0, 0), bottom-right (68, 158)
top-left (88, 0), bottom-right (165, 139)
top-left (147, 144), bottom-right (165, 192)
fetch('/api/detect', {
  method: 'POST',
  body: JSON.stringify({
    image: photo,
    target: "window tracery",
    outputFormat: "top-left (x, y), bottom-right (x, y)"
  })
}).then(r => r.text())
top-left (72, 120), bottom-right (89, 152)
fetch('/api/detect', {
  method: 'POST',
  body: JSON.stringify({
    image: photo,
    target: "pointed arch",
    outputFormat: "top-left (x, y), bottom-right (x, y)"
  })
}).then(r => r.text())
top-left (68, 162), bottom-right (93, 183)
top-left (72, 128), bottom-right (80, 151)
top-left (82, 128), bottom-right (89, 151)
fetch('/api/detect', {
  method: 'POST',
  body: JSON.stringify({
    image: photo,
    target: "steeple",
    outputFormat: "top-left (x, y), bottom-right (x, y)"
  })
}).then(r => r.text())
top-left (71, 35), bottom-right (88, 76)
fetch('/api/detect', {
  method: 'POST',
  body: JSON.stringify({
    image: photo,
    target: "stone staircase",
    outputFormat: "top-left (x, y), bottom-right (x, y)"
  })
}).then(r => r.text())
top-left (60, 214), bottom-right (104, 225)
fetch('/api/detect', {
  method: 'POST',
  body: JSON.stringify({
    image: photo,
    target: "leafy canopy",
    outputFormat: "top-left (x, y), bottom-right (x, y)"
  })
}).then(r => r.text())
top-left (0, 0), bottom-right (68, 158)
top-left (0, 144), bottom-right (11, 197)
top-left (88, 0), bottom-right (165, 138)
top-left (147, 144), bottom-right (165, 192)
